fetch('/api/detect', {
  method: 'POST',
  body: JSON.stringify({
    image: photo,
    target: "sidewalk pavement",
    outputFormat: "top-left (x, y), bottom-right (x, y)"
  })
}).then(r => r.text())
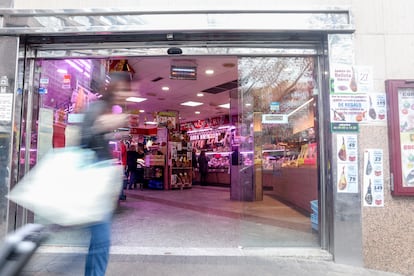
top-left (21, 247), bottom-right (405, 276)
top-left (18, 187), bottom-right (408, 276)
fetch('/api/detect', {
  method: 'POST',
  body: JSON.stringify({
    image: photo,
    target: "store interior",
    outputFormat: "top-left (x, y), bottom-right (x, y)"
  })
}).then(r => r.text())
top-left (28, 55), bottom-right (319, 248)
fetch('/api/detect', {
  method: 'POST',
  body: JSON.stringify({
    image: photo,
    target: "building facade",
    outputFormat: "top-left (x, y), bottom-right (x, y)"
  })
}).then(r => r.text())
top-left (0, 1), bottom-right (413, 275)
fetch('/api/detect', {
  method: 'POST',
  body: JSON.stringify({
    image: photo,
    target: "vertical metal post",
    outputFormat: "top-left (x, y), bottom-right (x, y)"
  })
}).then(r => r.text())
top-left (316, 42), bottom-right (332, 251)
top-left (0, 36), bottom-right (19, 235)
top-left (20, 59), bottom-right (36, 226)
top-left (327, 33), bottom-right (363, 266)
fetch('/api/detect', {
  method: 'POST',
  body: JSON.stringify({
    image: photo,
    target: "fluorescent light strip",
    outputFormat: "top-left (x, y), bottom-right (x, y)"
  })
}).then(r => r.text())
top-left (173, 68), bottom-right (196, 72)
top-left (78, 59), bottom-right (91, 70)
top-left (65, 60), bottom-right (83, 73)
top-left (181, 101), bottom-right (203, 107)
top-left (218, 103), bottom-right (230, 109)
top-left (126, 97), bottom-right (147, 103)
top-left (287, 98), bottom-right (314, 117)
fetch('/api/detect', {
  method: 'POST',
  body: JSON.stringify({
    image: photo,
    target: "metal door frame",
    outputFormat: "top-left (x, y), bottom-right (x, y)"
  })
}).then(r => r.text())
top-left (2, 7), bottom-right (355, 256)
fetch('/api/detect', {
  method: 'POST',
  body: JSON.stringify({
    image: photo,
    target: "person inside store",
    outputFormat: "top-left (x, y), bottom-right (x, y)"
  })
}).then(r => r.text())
top-left (80, 71), bottom-right (131, 276)
top-left (136, 143), bottom-right (146, 190)
top-left (126, 144), bottom-right (140, 190)
top-left (198, 150), bottom-right (209, 186)
top-left (192, 148), bottom-right (198, 184)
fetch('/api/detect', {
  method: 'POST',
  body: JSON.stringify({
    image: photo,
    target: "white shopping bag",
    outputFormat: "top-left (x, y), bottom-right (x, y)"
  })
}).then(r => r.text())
top-left (7, 147), bottom-right (123, 226)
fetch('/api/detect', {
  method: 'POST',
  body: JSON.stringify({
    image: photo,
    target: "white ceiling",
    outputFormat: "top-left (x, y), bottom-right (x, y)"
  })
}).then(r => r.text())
top-left (125, 56), bottom-right (238, 123)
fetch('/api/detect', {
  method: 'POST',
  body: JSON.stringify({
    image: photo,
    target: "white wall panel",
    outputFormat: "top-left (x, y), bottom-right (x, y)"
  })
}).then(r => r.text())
top-left (384, 34), bottom-right (414, 79)
top-left (354, 34), bottom-right (386, 90)
top-left (351, 0), bottom-right (384, 34)
top-left (383, 0), bottom-right (414, 34)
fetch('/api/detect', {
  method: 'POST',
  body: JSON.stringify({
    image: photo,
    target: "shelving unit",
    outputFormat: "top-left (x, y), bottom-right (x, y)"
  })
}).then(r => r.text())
top-left (168, 141), bottom-right (193, 189)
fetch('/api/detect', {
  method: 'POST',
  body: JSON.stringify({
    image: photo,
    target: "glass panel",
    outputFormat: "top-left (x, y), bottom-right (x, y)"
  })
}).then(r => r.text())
top-left (237, 56), bottom-right (319, 247)
top-left (27, 55), bottom-right (320, 248)
top-left (0, 37), bottom-right (19, 233)
top-left (397, 87), bottom-right (414, 187)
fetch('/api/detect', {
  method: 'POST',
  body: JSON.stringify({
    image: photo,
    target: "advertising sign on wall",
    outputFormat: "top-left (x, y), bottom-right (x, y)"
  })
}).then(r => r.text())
top-left (330, 93), bottom-right (387, 124)
top-left (363, 149), bottom-right (384, 207)
top-left (330, 65), bottom-right (373, 94)
top-left (336, 134), bottom-right (358, 193)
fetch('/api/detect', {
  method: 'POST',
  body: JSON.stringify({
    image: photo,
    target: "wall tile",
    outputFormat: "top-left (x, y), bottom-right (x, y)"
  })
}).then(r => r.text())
top-left (384, 35), bottom-right (414, 79)
top-left (351, 0), bottom-right (384, 34)
top-left (383, 0), bottom-right (414, 34)
top-left (354, 34), bottom-right (386, 85)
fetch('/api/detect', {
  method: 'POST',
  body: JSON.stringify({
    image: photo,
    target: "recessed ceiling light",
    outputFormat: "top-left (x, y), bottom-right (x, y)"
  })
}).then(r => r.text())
top-left (162, 86), bottom-right (170, 91)
top-left (245, 103), bottom-right (251, 107)
top-left (139, 109), bottom-right (145, 113)
top-left (205, 69), bottom-right (214, 75)
top-left (57, 69), bottom-right (67, 74)
top-left (218, 103), bottom-right (230, 108)
top-left (126, 97), bottom-right (147, 103)
top-left (197, 93), bottom-right (204, 97)
top-left (195, 111), bottom-right (201, 114)
top-left (181, 101), bottom-right (204, 107)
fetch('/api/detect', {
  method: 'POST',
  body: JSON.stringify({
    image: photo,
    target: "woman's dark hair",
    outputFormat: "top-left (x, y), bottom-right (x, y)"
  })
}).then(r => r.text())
top-left (101, 71), bottom-right (131, 103)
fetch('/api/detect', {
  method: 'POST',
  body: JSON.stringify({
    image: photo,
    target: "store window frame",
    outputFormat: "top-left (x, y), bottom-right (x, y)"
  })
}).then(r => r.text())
top-left (386, 79), bottom-right (414, 196)
top-left (9, 31), bottom-right (332, 250)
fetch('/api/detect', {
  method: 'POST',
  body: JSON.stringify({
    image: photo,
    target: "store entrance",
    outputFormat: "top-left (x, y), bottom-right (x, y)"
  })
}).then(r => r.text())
top-left (15, 51), bottom-right (322, 250)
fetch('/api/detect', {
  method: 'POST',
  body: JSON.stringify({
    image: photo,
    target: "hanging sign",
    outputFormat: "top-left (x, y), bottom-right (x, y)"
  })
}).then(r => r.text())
top-left (62, 74), bottom-right (71, 89)
top-left (157, 111), bottom-right (177, 130)
top-left (262, 114), bottom-right (288, 124)
top-left (270, 102), bottom-right (280, 112)
top-left (63, 74), bottom-right (71, 84)
top-left (40, 78), bottom-right (49, 85)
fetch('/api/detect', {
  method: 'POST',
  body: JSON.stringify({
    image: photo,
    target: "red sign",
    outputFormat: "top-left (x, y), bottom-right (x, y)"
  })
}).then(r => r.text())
top-left (63, 74), bottom-right (71, 84)
top-left (129, 128), bottom-right (157, 135)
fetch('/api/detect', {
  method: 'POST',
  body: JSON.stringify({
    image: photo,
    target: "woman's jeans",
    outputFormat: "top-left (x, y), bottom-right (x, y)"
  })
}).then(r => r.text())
top-left (84, 219), bottom-right (111, 276)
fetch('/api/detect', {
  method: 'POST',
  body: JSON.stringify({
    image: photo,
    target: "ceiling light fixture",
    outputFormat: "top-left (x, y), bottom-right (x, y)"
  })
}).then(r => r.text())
top-left (126, 97), bottom-right (147, 103)
top-left (195, 111), bottom-right (201, 114)
top-left (170, 65), bottom-right (197, 80)
top-left (197, 93), bottom-right (204, 97)
top-left (205, 69), bottom-right (214, 75)
top-left (57, 69), bottom-right (67, 74)
top-left (218, 103), bottom-right (230, 109)
top-left (181, 101), bottom-right (203, 107)
top-left (162, 86), bottom-right (170, 91)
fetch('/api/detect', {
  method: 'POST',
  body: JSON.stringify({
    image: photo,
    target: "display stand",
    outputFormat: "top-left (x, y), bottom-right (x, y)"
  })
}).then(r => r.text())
top-left (144, 155), bottom-right (165, 189)
top-left (168, 141), bottom-right (193, 189)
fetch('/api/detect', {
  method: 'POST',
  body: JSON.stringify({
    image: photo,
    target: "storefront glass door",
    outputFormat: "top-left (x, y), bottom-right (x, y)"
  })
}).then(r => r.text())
top-left (232, 56), bottom-right (320, 247)
top-left (12, 44), bottom-right (325, 249)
